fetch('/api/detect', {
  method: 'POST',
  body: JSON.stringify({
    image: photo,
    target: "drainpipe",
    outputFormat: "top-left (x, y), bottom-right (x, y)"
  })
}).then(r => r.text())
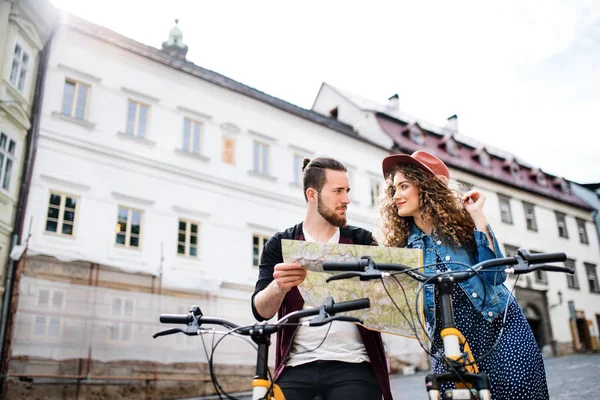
top-left (0, 16), bottom-right (59, 398)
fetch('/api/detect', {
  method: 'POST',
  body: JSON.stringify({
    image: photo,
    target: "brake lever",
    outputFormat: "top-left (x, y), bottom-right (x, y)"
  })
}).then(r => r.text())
top-left (326, 272), bottom-right (362, 282)
top-left (326, 272), bottom-right (389, 283)
top-left (153, 327), bottom-right (185, 339)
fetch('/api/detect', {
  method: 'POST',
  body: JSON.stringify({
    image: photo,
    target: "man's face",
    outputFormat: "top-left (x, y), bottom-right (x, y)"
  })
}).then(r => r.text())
top-left (316, 170), bottom-right (351, 227)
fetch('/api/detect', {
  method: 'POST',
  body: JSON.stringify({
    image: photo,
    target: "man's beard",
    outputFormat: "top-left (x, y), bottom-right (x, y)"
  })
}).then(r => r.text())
top-left (317, 196), bottom-right (347, 227)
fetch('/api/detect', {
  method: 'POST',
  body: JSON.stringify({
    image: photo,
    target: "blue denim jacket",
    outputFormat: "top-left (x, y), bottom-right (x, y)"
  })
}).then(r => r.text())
top-left (405, 222), bottom-right (512, 331)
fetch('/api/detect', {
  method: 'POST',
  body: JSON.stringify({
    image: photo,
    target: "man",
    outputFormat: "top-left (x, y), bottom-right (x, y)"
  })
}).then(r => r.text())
top-left (251, 157), bottom-right (392, 400)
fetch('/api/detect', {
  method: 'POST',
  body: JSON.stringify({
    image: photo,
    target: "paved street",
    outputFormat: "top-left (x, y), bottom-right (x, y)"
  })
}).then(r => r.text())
top-left (390, 353), bottom-right (600, 399)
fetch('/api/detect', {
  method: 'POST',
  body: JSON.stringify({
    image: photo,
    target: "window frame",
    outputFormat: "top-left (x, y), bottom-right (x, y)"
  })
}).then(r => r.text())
top-left (576, 218), bottom-right (589, 245)
top-left (107, 297), bottom-right (135, 343)
top-left (44, 191), bottom-right (79, 237)
top-left (370, 179), bottom-right (382, 208)
top-left (252, 233), bottom-right (269, 267)
top-left (555, 211), bottom-right (569, 239)
top-left (182, 117), bottom-right (204, 155)
top-left (531, 250), bottom-right (547, 283)
top-left (585, 263), bottom-right (599, 294)
top-left (0, 132), bottom-right (17, 193)
top-left (32, 288), bottom-right (65, 338)
top-left (523, 202), bottom-right (538, 232)
top-left (292, 153), bottom-right (305, 186)
top-left (177, 219), bottom-right (200, 258)
top-left (565, 258), bottom-right (579, 290)
top-left (8, 41), bottom-right (30, 93)
top-left (61, 79), bottom-right (90, 120)
top-left (115, 206), bottom-right (144, 249)
top-left (252, 140), bottom-right (270, 176)
top-left (498, 194), bottom-right (513, 224)
top-left (125, 99), bottom-right (150, 138)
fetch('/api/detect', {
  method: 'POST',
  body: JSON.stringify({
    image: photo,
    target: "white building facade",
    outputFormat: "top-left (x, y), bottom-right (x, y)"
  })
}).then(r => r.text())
top-left (6, 14), bottom-right (398, 399)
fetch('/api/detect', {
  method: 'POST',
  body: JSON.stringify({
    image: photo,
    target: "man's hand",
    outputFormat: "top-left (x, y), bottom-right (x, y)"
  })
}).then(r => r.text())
top-left (273, 262), bottom-right (307, 293)
top-left (254, 262), bottom-right (307, 320)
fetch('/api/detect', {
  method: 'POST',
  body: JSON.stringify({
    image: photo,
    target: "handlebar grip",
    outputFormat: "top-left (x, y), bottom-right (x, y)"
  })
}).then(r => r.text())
top-left (331, 298), bottom-right (370, 314)
top-left (526, 252), bottom-right (567, 264)
top-left (159, 314), bottom-right (192, 324)
top-left (322, 261), bottom-right (363, 272)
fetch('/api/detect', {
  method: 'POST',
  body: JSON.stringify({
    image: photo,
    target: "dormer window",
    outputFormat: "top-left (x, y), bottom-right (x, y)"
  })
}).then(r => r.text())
top-left (477, 149), bottom-right (490, 168)
top-left (446, 138), bottom-right (458, 156)
top-left (560, 180), bottom-right (570, 194)
top-left (510, 162), bottom-right (520, 177)
top-left (440, 135), bottom-right (459, 156)
top-left (537, 171), bottom-right (547, 187)
top-left (553, 178), bottom-right (570, 195)
top-left (409, 125), bottom-right (424, 144)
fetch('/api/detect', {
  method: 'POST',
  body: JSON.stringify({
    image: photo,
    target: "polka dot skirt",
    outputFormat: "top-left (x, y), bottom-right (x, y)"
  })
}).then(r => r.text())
top-left (429, 262), bottom-right (549, 399)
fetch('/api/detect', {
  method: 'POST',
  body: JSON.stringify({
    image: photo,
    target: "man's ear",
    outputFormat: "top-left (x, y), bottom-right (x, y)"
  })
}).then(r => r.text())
top-left (306, 187), bottom-right (318, 202)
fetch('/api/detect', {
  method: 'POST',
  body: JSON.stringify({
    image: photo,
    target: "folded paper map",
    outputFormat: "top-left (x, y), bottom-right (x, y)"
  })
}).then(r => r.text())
top-left (281, 239), bottom-right (425, 339)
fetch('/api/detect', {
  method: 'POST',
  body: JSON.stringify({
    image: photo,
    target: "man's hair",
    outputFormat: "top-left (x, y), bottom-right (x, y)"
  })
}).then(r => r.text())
top-left (301, 157), bottom-right (347, 201)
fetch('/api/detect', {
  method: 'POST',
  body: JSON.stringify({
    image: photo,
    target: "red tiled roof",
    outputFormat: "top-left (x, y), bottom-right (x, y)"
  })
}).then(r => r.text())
top-left (375, 113), bottom-right (591, 210)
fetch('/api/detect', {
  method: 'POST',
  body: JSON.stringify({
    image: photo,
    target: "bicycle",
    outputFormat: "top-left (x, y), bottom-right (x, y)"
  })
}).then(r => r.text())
top-left (322, 248), bottom-right (572, 400)
top-left (153, 296), bottom-right (371, 400)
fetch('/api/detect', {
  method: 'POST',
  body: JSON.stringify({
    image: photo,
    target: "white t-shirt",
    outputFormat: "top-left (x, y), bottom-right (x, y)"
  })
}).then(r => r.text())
top-left (285, 227), bottom-right (370, 367)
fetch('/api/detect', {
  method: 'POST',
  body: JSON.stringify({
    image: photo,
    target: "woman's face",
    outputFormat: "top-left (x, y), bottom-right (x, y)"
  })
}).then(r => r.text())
top-left (392, 171), bottom-right (422, 219)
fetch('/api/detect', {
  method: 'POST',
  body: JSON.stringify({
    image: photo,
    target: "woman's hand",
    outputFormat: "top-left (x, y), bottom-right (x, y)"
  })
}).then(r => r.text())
top-left (461, 190), bottom-right (486, 216)
top-left (462, 190), bottom-right (494, 250)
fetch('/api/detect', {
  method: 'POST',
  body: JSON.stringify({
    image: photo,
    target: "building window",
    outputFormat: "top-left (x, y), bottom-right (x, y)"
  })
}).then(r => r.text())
top-left (109, 298), bottom-right (134, 342)
top-left (446, 138), bottom-right (459, 156)
top-left (252, 141), bottom-right (269, 175)
top-left (409, 126), bottom-right (424, 144)
top-left (9, 42), bottom-right (29, 92)
top-left (253, 234), bottom-right (269, 267)
top-left (0, 132), bottom-right (16, 192)
top-left (576, 218), bottom-right (589, 244)
top-left (61, 80), bottom-right (90, 120)
top-left (33, 289), bottom-right (64, 337)
top-left (370, 180), bottom-right (381, 208)
top-left (531, 251), bottom-right (547, 283)
top-left (292, 154), bottom-right (304, 186)
top-left (479, 151), bottom-right (490, 168)
top-left (126, 100), bottom-right (149, 138)
top-left (510, 162), bottom-right (520, 177)
top-left (498, 194), bottom-right (513, 224)
top-left (560, 180), bottom-right (570, 195)
top-left (565, 258), bottom-right (579, 290)
top-left (115, 207), bottom-right (142, 248)
top-left (555, 211), bottom-right (569, 238)
top-left (537, 171), bottom-right (548, 187)
top-left (503, 244), bottom-right (519, 257)
top-left (177, 219), bottom-right (199, 257)
top-left (457, 180), bottom-right (473, 192)
top-left (585, 263), bottom-right (599, 293)
top-left (45, 192), bottom-right (78, 236)
top-left (183, 118), bottom-right (203, 154)
top-left (523, 202), bottom-right (537, 231)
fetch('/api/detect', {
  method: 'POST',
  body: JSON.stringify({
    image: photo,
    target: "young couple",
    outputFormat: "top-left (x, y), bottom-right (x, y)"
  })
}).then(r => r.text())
top-left (252, 152), bottom-right (548, 400)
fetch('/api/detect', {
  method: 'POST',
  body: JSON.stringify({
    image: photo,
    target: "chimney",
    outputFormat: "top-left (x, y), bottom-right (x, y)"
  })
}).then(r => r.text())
top-left (387, 94), bottom-right (399, 110)
top-left (445, 114), bottom-right (458, 132)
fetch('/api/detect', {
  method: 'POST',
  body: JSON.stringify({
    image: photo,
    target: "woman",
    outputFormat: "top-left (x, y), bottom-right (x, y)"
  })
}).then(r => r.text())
top-left (378, 150), bottom-right (548, 399)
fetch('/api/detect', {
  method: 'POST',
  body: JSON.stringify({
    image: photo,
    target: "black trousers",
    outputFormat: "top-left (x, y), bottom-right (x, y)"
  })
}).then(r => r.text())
top-left (276, 360), bottom-right (382, 400)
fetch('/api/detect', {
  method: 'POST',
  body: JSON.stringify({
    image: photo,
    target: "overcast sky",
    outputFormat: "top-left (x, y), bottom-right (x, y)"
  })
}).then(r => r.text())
top-left (49, 0), bottom-right (599, 184)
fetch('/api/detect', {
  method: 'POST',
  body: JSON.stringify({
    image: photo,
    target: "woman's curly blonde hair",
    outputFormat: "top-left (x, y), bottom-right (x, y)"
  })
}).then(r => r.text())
top-left (377, 165), bottom-right (476, 250)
